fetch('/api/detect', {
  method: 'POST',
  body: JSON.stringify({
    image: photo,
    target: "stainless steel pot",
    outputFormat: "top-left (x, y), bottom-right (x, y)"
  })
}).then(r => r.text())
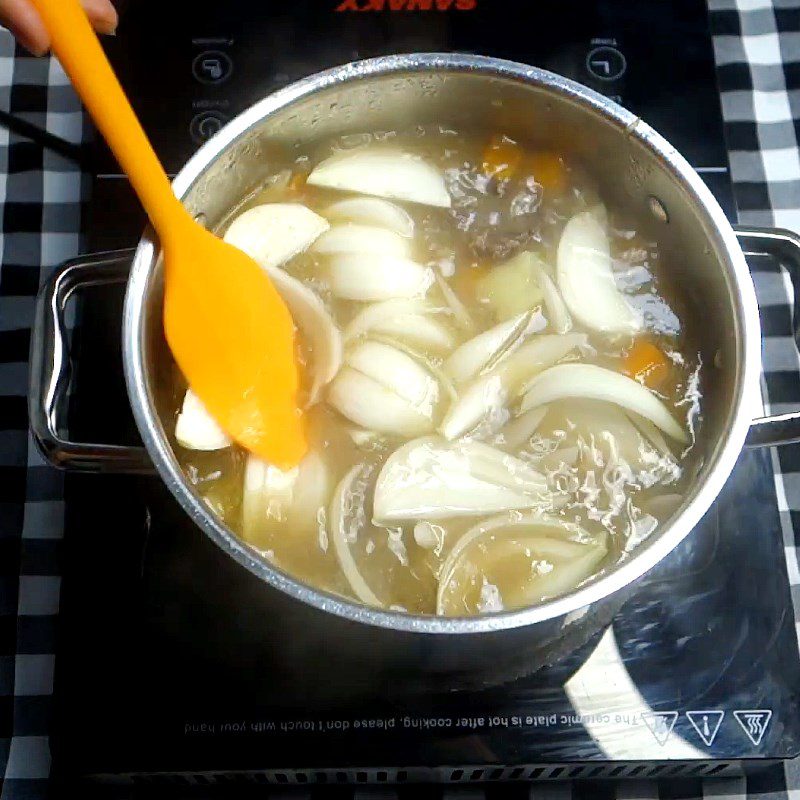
top-left (28, 54), bottom-right (800, 682)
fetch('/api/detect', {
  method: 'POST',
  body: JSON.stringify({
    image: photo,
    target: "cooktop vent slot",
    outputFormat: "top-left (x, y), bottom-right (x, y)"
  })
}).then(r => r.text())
top-left (112, 762), bottom-right (742, 785)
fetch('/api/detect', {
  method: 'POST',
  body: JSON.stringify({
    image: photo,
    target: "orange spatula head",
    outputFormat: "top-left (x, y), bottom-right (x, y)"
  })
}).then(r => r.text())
top-left (163, 221), bottom-right (306, 468)
top-left (31, 0), bottom-right (307, 468)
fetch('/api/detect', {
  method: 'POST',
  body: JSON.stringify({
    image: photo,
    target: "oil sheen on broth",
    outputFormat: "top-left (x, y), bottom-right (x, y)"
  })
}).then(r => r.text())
top-left (170, 127), bottom-right (701, 617)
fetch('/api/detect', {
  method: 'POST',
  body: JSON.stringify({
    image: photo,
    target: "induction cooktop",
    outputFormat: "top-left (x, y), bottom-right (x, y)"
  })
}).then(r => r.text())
top-left (50, 0), bottom-right (800, 788)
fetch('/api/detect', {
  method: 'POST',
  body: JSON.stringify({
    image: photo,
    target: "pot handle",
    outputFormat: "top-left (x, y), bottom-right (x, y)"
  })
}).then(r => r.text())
top-left (29, 249), bottom-right (153, 473)
top-left (737, 226), bottom-right (800, 448)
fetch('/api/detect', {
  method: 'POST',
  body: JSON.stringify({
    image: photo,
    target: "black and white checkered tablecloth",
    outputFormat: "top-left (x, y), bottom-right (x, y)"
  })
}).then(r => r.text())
top-left (2, 1), bottom-right (800, 798)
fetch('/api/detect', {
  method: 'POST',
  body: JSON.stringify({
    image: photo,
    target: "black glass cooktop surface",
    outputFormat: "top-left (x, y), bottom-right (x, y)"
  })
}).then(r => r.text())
top-left (50, 0), bottom-right (800, 784)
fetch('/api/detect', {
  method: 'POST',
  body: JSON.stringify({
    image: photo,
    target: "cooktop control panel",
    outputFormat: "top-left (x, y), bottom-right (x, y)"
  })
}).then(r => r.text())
top-left (93, 0), bottom-right (734, 218)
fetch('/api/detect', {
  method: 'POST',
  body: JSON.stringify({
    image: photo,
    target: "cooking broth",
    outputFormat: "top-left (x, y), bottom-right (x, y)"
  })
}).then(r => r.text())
top-left (170, 127), bottom-right (702, 616)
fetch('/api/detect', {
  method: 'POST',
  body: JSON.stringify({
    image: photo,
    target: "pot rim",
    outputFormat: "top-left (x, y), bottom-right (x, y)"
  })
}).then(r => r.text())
top-left (123, 53), bottom-right (761, 635)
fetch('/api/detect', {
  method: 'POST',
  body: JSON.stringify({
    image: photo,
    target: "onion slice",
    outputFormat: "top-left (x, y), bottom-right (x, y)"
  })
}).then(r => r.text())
top-left (312, 224), bottom-right (410, 258)
top-left (443, 311), bottom-right (531, 384)
top-left (175, 388), bottom-right (231, 450)
top-left (520, 363), bottom-right (688, 442)
top-left (626, 411), bottom-right (674, 457)
top-left (537, 268), bottom-right (573, 334)
top-left (308, 148), bottom-right (451, 208)
top-left (241, 456), bottom-right (299, 544)
top-left (223, 203), bottom-right (329, 270)
top-left (345, 299), bottom-right (426, 340)
top-left (556, 210), bottom-right (640, 334)
top-left (327, 367), bottom-right (436, 437)
top-left (344, 299), bottom-right (456, 352)
top-left (373, 436), bottom-right (550, 522)
top-left (440, 333), bottom-right (587, 440)
top-left (496, 405), bottom-right (549, 451)
top-left (288, 452), bottom-right (331, 534)
top-left (368, 336), bottom-right (457, 403)
top-left (434, 271), bottom-right (475, 333)
top-left (440, 374), bottom-right (508, 442)
top-left (324, 196), bottom-right (414, 238)
top-left (330, 465), bottom-right (382, 607)
top-left (457, 439), bottom-right (547, 491)
top-left (436, 512), bottom-right (607, 616)
top-left (345, 341), bottom-right (439, 411)
top-left (328, 254), bottom-right (432, 301)
top-left (264, 267), bottom-right (342, 405)
top-left (369, 314), bottom-right (456, 354)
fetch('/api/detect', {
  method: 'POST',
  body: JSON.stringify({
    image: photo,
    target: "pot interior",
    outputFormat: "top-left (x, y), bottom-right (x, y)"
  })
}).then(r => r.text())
top-left (134, 58), bottom-right (751, 626)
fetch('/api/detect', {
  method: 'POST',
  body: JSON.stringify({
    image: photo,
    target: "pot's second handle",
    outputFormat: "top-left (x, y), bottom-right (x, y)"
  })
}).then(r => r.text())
top-left (737, 226), bottom-right (800, 448)
top-left (29, 249), bottom-right (153, 472)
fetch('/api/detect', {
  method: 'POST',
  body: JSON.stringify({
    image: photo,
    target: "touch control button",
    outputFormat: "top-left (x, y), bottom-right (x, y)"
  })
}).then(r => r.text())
top-left (192, 50), bottom-right (233, 85)
top-left (190, 111), bottom-right (228, 144)
top-left (586, 46), bottom-right (626, 81)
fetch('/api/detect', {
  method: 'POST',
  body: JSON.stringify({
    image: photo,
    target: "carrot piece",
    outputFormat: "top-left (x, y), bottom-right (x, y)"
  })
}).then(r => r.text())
top-left (527, 151), bottom-right (568, 194)
top-left (622, 340), bottom-right (670, 389)
top-left (482, 134), bottom-right (522, 180)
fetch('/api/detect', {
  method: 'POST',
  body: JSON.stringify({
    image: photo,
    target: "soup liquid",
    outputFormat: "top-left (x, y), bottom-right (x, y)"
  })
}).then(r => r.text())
top-left (170, 127), bottom-right (702, 616)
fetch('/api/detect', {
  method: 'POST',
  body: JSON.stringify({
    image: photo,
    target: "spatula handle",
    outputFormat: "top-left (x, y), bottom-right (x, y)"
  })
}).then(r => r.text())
top-left (30, 0), bottom-right (186, 241)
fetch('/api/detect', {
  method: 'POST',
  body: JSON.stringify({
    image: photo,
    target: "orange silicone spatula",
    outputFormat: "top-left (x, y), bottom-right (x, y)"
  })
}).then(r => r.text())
top-left (30, 0), bottom-right (307, 469)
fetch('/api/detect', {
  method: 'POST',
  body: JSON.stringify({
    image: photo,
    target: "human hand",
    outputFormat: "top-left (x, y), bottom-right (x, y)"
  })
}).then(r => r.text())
top-left (0, 0), bottom-right (118, 55)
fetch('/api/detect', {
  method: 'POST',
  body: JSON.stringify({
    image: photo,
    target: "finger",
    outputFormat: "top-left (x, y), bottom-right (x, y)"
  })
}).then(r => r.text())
top-left (0, 0), bottom-right (50, 55)
top-left (81, 0), bottom-right (117, 35)
top-left (0, 0), bottom-right (118, 57)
